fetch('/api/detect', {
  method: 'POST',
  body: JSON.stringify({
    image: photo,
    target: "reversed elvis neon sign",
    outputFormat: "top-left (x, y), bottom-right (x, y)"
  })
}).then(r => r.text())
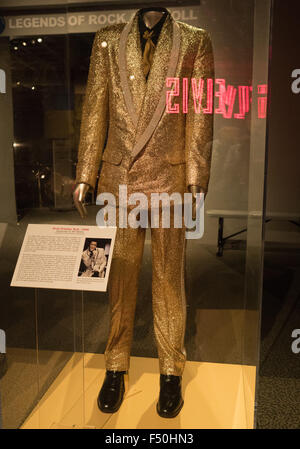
top-left (166, 77), bottom-right (267, 119)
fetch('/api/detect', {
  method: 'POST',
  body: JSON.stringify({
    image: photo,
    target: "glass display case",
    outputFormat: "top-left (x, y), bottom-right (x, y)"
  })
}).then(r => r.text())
top-left (0, 0), bottom-right (272, 429)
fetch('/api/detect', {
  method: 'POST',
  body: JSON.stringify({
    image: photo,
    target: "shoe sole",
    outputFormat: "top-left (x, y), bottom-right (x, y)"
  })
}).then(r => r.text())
top-left (98, 402), bottom-right (123, 414)
top-left (156, 400), bottom-right (184, 418)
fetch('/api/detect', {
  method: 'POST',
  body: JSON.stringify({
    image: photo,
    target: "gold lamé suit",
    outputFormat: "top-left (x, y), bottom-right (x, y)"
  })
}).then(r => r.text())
top-left (75, 8), bottom-right (214, 375)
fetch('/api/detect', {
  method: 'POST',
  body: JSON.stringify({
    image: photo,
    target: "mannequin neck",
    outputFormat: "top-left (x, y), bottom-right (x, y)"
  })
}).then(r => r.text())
top-left (141, 7), bottom-right (166, 29)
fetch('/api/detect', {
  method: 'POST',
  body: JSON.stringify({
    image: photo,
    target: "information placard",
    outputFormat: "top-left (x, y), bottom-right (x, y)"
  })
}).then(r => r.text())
top-left (11, 224), bottom-right (116, 292)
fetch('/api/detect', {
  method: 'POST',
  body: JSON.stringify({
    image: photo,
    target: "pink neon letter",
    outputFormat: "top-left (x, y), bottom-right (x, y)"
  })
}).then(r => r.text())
top-left (191, 78), bottom-right (204, 113)
top-left (182, 77), bottom-right (188, 114)
top-left (257, 84), bottom-right (268, 119)
top-left (215, 79), bottom-right (226, 115)
top-left (166, 77), bottom-right (180, 113)
top-left (234, 86), bottom-right (250, 119)
top-left (202, 78), bottom-right (214, 114)
top-left (223, 85), bottom-right (237, 119)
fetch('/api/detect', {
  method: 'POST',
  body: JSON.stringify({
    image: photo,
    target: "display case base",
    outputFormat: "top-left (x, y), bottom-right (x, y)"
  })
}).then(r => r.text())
top-left (21, 352), bottom-right (255, 429)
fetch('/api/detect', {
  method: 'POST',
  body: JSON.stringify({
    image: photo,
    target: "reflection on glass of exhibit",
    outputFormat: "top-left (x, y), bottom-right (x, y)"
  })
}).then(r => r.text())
top-left (10, 224), bottom-right (116, 292)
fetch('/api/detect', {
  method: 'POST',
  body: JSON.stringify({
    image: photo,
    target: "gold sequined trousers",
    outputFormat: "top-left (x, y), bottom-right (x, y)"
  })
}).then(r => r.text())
top-left (104, 205), bottom-right (187, 376)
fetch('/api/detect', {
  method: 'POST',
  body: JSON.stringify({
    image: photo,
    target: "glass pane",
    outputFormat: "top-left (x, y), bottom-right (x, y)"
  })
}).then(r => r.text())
top-left (0, 29), bottom-right (39, 429)
top-left (0, 4), bottom-right (85, 428)
top-left (67, 1), bottom-right (270, 429)
top-left (0, 0), bottom-right (271, 429)
top-left (241, 0), bottom-right (272, 428)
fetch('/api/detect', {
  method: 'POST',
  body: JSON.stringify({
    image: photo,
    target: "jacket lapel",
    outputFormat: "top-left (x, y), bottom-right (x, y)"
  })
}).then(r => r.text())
top-left (118, 9), bottom-right (181, 162)
top-left (119, 11), bottom-right (146, 128)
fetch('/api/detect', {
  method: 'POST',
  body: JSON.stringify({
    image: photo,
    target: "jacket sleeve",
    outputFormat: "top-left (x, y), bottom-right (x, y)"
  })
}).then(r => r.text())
top-left (75, 29), bottom-right (109, 191)
top-left (185, 30), bottom-right (214, 194)
top-left (94, 249), bottom-right (107, 273)
top-left (81, 250), bottom-right (92, 268)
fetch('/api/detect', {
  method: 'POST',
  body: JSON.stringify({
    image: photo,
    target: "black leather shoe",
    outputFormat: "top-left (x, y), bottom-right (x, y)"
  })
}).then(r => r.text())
top-left (156, 374), bottom-right (184, 418)
top-left (97, 370), bottom-right (127, 413)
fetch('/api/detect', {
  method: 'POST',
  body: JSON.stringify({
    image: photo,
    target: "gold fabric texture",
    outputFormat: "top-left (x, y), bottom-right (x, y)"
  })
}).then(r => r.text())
top-left (104, 204), bottom-right (187, 375)
top-left (76, 7), bottom-right (215, 195)
top-left (75, 8), bottom-right (215, 375)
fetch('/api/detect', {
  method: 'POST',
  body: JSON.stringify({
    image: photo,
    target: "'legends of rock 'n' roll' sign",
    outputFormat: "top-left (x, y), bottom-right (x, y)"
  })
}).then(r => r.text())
top-left (0, 7), bottom-right (200, 36)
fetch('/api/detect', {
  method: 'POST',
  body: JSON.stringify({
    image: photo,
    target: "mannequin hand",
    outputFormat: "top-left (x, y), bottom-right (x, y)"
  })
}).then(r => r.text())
top-left (189, 185), bottom-right (206, 221)
top-left (73, 183), bottom-right (90, 218)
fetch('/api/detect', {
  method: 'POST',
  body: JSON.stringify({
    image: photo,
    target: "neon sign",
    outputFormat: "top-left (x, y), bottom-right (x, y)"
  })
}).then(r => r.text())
top-left (166, 77), bottom-right (268, 119)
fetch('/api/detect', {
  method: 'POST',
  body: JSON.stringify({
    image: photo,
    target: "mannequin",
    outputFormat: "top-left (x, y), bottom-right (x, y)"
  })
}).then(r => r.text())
top-left (73, 6), bottom-right (214, 418)
top-left (73, 7), bottom-right (205, 219)
top-left (140, 7), bottom-right (165, 29)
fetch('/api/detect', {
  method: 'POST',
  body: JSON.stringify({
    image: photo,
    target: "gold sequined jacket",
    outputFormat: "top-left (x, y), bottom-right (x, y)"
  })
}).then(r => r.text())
top-left (75, 8), bottom-right (214, 201)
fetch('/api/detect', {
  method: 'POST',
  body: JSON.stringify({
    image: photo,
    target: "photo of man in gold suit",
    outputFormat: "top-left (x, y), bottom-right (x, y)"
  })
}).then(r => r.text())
top-left (79, 240), bottom-right (107, 278)
top-left (74, 6), bottom-right (214, 418)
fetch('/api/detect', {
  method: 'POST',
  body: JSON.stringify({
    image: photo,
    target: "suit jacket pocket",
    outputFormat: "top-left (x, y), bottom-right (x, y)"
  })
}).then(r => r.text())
top-left (101, 148), bottom-right (123, 165)
top-left (165, 152), bottom-right (186, 165)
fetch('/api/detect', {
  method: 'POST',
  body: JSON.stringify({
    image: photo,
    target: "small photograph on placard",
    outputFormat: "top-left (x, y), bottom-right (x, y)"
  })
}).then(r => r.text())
top-left (78, 238), bottom-right (112, 279)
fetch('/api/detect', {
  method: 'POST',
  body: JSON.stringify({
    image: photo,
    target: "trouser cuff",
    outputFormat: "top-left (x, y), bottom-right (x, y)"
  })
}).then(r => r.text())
top-left (104, 350), bottom-right (130, 372)
top-left (159, 359), bottom-right (185, 376)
